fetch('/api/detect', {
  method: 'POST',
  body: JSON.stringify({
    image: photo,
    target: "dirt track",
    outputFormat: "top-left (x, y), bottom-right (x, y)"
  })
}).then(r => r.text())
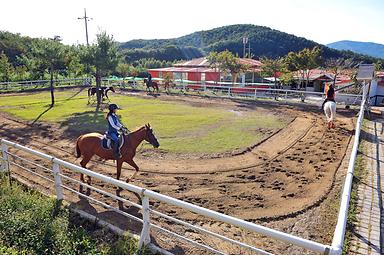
top-left (0, 93), bottom-right (355, 254)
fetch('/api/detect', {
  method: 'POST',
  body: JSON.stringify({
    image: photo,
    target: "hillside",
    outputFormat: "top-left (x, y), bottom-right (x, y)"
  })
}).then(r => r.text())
top-left (120, 24), bottom-right (378, 63)
top-left (327, 40), bottom-right (384, 59)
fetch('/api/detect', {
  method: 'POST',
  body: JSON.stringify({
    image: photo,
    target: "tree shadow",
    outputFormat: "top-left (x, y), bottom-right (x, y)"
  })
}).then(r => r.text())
top-left (32, 105), bottom-right (53, 125)
top-left (60, 110), bottom-right (106, 138)
top-left (63, 87), bottom-right (87, 101)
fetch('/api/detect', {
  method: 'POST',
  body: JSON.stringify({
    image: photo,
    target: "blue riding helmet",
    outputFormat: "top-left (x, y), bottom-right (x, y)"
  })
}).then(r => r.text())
top-left (108, 104), bottom-right (120, 111)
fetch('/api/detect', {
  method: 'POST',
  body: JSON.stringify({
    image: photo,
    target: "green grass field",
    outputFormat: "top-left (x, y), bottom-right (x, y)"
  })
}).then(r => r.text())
top-left (0, 89), bottom-right (290, 153)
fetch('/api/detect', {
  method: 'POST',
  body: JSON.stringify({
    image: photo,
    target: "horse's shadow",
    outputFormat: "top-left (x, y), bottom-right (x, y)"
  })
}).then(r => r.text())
top-left (74, 185), bottom-right (143, 233)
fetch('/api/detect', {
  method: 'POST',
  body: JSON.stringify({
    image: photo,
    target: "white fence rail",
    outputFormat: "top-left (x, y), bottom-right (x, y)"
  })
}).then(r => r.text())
top-left (0, 78), bottom-right (91, 91)
top-left (331, 83), bottom-right (368, 253)
top-left (0, 138), bottom-right (334, 254)
top-left (1, 78), bottom-right (362, 106)
top-left (0, 83), bottom-right (368, 255)
top-left (113, 81), bottom-right (362, 106)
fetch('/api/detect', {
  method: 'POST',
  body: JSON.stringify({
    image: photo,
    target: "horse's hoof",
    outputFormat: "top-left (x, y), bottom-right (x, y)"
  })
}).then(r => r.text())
top-left (126, 178), bottom-right (131, 183)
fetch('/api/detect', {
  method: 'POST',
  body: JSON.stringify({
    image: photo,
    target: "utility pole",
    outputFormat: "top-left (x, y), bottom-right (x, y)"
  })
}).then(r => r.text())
top-left (78, 8), bottom-right (92, 46)
top-left (248, 40), bottom-right (251, 58)
top-left (242, 37), bottom-right (248, 58)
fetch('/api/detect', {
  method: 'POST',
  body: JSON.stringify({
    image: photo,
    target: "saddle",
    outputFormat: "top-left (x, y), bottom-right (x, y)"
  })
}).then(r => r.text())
top-left (101, 133), bottom-right (124, 150)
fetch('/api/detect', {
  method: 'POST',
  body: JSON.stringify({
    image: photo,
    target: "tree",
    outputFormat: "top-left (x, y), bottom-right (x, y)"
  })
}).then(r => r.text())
top-left (116, 62), bottom-right (130, 78)
top-left (375, 60), bottom-right (383, 72)
top-left (81, 31), bottom-right (119, 109)
top-left (63, 46), bottom-right (84, 78)
top-left (27, 38), bottom-right (65, 106)
top-left (325, 58), bottom-right (354, 86)
top-left (279, 72), bottom-right (295, 87)
top-left (284, 46), bottom-right (322, 89)
top-left (0, 52), bottom-right (14, 82)
top-left (260, 57), bottom-right (286, 87)
top-left (207, 50), bottom-right (248, 85)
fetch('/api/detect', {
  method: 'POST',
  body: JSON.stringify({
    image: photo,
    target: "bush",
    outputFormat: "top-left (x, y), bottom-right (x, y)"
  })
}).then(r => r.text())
top-left (0, 176), bottom-right (152, 255)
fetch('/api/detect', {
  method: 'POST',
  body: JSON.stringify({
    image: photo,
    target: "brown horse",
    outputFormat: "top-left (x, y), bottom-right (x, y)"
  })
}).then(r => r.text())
top-left (163, 80), bottom-right (175, 93)
top-left (144, 78), bottom-right (159, 93)
top-left (75, 124), bottom-right (159, 184)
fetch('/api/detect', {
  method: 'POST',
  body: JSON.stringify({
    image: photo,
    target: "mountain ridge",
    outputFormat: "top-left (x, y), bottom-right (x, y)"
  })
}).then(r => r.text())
top-left (120, 24), bottom-right (379, 63)
top-left (327, 40), bottom-right (384, 59)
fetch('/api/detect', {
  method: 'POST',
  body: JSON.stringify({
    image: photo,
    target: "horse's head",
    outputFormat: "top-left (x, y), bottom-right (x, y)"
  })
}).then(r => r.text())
top-left (144, 124), bottom-right (160, 148)
top-left (109, 86), bottom-right (115, 92)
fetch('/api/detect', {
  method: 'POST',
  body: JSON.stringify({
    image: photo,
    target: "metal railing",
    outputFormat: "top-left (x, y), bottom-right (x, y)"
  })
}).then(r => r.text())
top-left (331, 83), bottom-right (369, 254)
top-left (0, 83), bottom-right (369, 255)
top-left (111, 80), bottom-right (362, 105)
top-left (0, 78), bottom-right (91, 92)
top-left (0, 138), bottom-right (334, 254)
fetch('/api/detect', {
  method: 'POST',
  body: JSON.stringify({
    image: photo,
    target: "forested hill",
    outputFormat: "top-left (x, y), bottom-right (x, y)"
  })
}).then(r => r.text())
top-left (120, 24), bottom-right (378, 63)
top-left (327, 40), bottom-right (384, 59)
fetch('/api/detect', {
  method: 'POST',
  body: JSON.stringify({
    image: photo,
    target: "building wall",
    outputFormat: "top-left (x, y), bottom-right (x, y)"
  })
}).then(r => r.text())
top-left (205, 72), bottom-right (220, 81)
top-left (148, 70), bottom-right (159, 78)
top-left (188, 72), bottom-right (201, 81)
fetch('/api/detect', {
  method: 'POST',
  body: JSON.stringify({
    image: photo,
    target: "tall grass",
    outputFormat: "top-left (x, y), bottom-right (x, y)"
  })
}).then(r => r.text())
top-left (0, 175), bottom-right (152, 255)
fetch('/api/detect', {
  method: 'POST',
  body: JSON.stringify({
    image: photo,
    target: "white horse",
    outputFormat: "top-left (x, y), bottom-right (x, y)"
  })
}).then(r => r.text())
top-left (324, 101), bottom-right (336, 129)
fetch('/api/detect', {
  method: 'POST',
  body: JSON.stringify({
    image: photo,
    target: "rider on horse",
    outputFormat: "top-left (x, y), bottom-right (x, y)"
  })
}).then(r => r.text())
top-left (321, 84), bottom-right (335, 110)
top-left (106, 104), bottom-right (126, 159)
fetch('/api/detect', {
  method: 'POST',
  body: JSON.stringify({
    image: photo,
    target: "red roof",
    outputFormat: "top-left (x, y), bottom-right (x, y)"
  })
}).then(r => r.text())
top-left (149, 67), bottom-right (217, 73)
top-left (174, 58), bottom-right (210, 67)
top-left (174, 57), bottom-right (262, 70)
top-left (294, 69), bottom-right (352, 84)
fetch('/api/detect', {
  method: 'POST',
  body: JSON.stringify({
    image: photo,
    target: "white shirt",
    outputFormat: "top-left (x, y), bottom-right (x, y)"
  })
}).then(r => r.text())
top-left (108, 113), bottom-right (123, 130)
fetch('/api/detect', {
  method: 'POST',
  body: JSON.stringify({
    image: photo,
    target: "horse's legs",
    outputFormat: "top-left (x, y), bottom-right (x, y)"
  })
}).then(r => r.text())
top-left (116, 160), bottom-right (123, 180)
top-left (80, 153), bottom-right (93, 184)
top-left (125, 159), bottom-right (139, 182)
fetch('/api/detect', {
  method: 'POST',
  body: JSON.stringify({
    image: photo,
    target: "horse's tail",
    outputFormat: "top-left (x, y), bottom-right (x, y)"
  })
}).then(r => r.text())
top-left (75, 136), bottom-right (82, 158)
top-left (87, 88), bottom-right (91, 97)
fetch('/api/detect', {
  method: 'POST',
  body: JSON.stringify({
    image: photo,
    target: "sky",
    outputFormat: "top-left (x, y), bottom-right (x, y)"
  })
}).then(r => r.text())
top-left (1, 0), bottom-right (383, 46)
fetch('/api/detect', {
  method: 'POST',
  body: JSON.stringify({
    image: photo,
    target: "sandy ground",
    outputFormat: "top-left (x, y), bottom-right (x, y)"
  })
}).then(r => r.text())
top-left (0, 92), bottom-right (356, 254)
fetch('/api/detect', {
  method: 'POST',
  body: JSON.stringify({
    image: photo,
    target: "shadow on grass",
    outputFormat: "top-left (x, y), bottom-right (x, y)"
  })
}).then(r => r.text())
top-left (32, 105), bottom-right (53, 125)
top-left (60, 110), bottom-right (107, 138)
top-left (63, 87), bottom-right (87, 101)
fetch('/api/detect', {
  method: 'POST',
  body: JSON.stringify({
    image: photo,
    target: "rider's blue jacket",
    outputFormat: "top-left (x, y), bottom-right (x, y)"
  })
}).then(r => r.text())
top-left (107, 113), bottom-right (123, 136)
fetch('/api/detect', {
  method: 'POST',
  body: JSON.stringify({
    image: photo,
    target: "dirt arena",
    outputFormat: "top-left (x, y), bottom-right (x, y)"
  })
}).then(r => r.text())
top-left (0, 92), bottom-right (356, 254)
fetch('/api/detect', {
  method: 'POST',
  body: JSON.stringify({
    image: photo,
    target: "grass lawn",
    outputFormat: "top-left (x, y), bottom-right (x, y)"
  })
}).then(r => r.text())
top-left (0, 89), bottom-right (290, 153)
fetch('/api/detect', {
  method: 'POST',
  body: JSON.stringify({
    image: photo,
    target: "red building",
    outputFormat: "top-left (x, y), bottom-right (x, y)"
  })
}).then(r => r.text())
top-left (148, 57), bottom-right (262, 84)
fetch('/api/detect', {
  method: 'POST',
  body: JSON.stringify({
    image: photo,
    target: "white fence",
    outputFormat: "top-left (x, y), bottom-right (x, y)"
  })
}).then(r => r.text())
top-left (113, 80), bottom-right (362, 106)
top-left (0, 78), bottom-right (362, 106)
top-left (0, 78), bottom-right (91, 92)
top-left (0, 84), bottom-right (368, 255)
top-left (1, 139), bottom-right (332, 254)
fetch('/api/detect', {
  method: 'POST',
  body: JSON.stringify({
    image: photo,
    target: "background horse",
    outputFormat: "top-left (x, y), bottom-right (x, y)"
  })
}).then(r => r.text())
top-left (163, 80), bottom-right (175, 93)
top-left (143, 78), bottom-right (159, 93)
top-left (88, 86), bottom-right (115, 103)
top-left (324, 101), bottom-right (336, 129)
top-left (75, 124), bottom-right (159, 184)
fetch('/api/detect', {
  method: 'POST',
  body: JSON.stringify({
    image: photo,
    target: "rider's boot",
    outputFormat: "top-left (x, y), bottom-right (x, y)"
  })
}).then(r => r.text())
top-left (112, 142), bottom-right (121, 159)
